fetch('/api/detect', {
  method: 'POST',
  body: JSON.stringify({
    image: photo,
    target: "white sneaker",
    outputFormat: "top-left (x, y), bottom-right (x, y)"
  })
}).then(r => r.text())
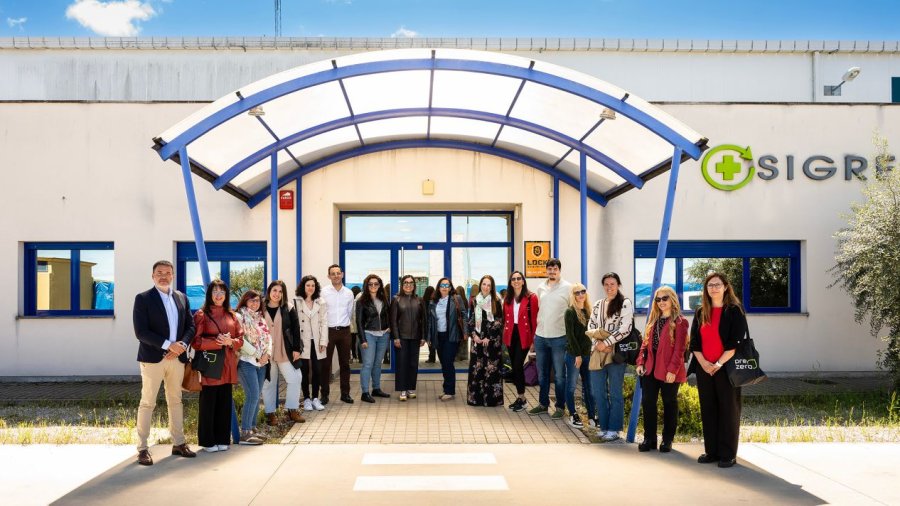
top-left (312, 398), bottom-right (325, 411)
top-left (303, 398), bottom-right (314, 411)
top-left (202, 446), bottom-right (219, 453)
top-left (587, 418), bottom-right (597, 428)
top-left (602, 431), bottom-right (620, 442)
top-left (217, 444), bottom-right (229, 451)
top-left (408, 390), bottom-right (417, 399)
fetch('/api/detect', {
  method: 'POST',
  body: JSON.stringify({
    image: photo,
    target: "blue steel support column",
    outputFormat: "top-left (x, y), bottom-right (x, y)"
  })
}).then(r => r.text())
top-left (553, 177), bottom-right (560, 259)
top-left (296, 176), bottom-right (302, 280)
top-left (178, 148), bottom-right (211, 287)
top-left (579, 151), bottom-right (588, 285)
top-left (270, 154), bottom-right (279, 281)
top-left (626, 146), bottom-right (683, 443)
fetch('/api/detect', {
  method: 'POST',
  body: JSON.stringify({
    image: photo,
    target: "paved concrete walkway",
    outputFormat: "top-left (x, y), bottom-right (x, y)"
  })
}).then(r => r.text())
top-left (3, 442), bottom-right (898, 505)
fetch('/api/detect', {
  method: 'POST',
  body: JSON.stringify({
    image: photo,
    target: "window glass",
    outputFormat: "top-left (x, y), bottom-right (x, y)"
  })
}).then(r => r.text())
top-left (344, 215), bottom-right (446, 242)
top-left (450, 215), bottom-right (510, 242)
top-left (230, 261), bottom-right (265, 307)
top-left (682, 258), bottom-right (743, 311)
top-left (400, 249), bottom-right (444, 297)
top-left (451, 247), bottom-right (511, 298)
top-left (344, 250), bottom-right (391, 292)
top-left (36, 250), bottom-right (71, 311)
top-left (185, 261), bottom-right (222, 310)
top-left (79, 250), bottom-right (115, 310)
top-left (634, 258), bottom-right (676, 310)
top-left (749, 257), bottom-right (790, 308)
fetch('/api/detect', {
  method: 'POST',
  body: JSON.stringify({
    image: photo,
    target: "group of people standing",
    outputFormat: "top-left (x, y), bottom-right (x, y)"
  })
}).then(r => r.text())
top-left (133, 258), bottom-right (747, 470)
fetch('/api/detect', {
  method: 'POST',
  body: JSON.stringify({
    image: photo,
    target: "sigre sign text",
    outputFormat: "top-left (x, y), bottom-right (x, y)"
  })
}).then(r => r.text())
top-left (700, 144), bottom-right (893, 191)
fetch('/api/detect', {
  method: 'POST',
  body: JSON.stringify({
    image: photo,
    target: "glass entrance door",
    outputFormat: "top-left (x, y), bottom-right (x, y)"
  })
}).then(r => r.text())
top-left (399, 247), bottom-right (445, 372)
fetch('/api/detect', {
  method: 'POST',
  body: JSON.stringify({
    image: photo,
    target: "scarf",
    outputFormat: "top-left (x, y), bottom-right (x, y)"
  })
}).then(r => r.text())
top-left (474, 292), bottom-right (495, 334)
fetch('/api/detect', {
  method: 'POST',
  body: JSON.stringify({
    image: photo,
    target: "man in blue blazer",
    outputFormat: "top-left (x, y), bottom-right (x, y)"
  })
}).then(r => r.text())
top-left (133, 260), bottom-right (197, 465)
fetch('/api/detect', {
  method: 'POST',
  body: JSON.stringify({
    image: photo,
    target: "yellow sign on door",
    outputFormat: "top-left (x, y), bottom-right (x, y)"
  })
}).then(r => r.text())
top-left (525, 241), bottom-right (551, 278)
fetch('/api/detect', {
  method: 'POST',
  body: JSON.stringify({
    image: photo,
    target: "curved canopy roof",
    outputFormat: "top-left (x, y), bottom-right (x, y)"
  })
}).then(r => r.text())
top-left (153, 48), bottom-right (707, 207)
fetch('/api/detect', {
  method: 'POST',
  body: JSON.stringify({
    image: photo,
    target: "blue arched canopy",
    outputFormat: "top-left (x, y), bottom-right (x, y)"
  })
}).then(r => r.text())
top-left (152, 48), bottom-right (708, 444)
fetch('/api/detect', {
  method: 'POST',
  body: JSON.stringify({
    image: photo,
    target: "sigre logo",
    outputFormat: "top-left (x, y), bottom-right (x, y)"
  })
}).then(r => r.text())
top-left (701, 143), bottom-right (878, 191)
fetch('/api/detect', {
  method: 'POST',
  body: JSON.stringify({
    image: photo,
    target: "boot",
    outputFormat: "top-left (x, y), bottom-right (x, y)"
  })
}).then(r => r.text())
top-left (288, 409), bottom-right (306, 423)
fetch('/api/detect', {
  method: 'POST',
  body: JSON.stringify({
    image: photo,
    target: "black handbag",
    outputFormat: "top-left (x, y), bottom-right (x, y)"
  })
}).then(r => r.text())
top-left (611, 301), bottom-right (641, 366)
top-left (724, 327), bottom-right (767, 387)
top-left (190, 312), bottom-right (229, 380)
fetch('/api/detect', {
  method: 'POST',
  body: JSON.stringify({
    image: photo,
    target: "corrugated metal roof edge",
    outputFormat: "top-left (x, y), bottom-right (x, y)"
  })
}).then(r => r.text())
top-left (0, 37), bottom-right (898, 53)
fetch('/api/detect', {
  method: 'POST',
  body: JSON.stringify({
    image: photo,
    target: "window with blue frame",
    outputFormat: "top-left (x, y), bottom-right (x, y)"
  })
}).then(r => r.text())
top-left (633, 241), bottom-right (801, 313)
top-left (24, 242), bottom-right (115, 316)
top-left (176, 242), bottom-right (267, 310)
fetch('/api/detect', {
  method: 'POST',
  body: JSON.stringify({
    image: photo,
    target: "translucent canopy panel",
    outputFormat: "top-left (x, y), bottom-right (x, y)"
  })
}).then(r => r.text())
top-left (154, 48), bottom-right (706, 206)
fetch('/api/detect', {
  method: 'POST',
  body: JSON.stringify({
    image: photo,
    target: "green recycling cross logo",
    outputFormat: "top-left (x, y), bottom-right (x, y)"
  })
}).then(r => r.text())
top-left (701, 144), bottom-right (755, 191)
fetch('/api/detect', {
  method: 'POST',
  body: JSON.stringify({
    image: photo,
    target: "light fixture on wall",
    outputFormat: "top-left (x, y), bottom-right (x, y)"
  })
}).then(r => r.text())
top-left (600, 108), bottom-right (617, 120)
top-left (824, 66), bottom-right (861, 96)
top-left (247, 105), bottom-right (266, 116)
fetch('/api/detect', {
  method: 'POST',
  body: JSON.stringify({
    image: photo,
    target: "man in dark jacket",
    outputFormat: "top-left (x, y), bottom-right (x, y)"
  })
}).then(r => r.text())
top-left (132, 260), bottom-right (197, 465)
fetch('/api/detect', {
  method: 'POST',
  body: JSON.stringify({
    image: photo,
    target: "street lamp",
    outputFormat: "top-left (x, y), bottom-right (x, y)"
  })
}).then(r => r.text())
top-left (824, 67), bottom-right (861, 96)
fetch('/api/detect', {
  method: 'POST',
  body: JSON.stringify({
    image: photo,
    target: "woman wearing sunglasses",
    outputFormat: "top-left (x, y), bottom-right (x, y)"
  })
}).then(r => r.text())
top-left (502, 270), bottom-right (539, 412)
top-left (390, 275), bottom-right (425, 402)
top-left (563, 283), bottom-right (594, 428)
top-left (356, 274), bottom-right (392, 403)
top-left (689, 272), bottom-right (747, 468)
top-left (635, 286), bottom-right (688, 453)
top-left (192, 279), bottom-right (244, 452)
top-left (425, 277), bottom-right (468, 401)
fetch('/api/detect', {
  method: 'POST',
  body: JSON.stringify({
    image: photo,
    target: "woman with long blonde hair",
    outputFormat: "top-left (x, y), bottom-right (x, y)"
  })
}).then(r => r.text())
top-left (635, 285), bottom-right (688, 453)
top-left (563, 283), bottom-right (595, 428)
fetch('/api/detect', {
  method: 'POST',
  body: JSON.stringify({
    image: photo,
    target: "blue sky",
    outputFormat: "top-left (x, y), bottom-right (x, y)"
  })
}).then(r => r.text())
top-left (1, 0), bottom-right (898, 39)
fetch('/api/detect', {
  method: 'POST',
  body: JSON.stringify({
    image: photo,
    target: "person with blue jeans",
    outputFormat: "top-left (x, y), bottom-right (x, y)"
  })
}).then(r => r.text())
top-left (234, 289), bottom-right (271, 445)
top-left (529, 258), bottom-right (571, 419)
top-left (587, 272), bottom-right (634, 442)
top-left (564, 283), bottom-right (594, 428)
top-left (425, 277), bottom-right (467, 401)
top-left (356, 274), bottom-right (392, 403)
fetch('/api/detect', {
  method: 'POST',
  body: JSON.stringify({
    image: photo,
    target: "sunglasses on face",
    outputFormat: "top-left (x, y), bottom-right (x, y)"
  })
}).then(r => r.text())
top-left (402, 281), bottom-right (415, 285)
top-left (367, 282), bottom-right (380, 287)
top-left (654, 295), bottom-right (670, 303)
top-left (438, 283), bottom-right (450, 288)
top-left (510, 276), bottom-right (523, 281)
top-left (574, 290), bottom-right (586, 296)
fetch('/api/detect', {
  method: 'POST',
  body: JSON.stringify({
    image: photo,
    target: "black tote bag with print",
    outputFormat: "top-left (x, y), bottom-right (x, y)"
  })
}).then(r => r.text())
top-left (724, 328), bottom-right (767, 387)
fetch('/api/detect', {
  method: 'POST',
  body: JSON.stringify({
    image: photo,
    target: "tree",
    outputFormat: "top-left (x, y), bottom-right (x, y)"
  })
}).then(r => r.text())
top-left (831, 132), bottom-right (900, 389)
top-left (685, 258), bottom-right (743, 308)
top-left (230, 264), bottom-right (265, 299)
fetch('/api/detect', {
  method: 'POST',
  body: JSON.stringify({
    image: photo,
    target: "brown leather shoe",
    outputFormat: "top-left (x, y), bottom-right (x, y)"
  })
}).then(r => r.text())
top-left (267, 413), bottom-right (279, 426)
top-left (288, 409), bottom-right (306, 423)
top-left (171, 444), bottom-right (196, 458)
top-left (137, 449), bottom-right (153, 466)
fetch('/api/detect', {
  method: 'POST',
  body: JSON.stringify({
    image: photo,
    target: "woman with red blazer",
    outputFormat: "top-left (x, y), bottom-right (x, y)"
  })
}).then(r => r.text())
top-left (635, 286), bottom-right (687, 453)
top-left (502, 270), bottom-right (539, 412)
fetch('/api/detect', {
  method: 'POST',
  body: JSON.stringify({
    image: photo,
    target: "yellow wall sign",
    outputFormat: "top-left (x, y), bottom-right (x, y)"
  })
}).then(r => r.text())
top-left (525, 241), bottom-right (551, 278)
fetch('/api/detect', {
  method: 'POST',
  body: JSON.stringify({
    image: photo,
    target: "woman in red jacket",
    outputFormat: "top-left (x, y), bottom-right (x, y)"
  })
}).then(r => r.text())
top-left (502, 270), bottom-right (539, 412)
top-left (192, 279), bottom-right (243, 453)
top-left (635, 285), bottom-right (687, 453)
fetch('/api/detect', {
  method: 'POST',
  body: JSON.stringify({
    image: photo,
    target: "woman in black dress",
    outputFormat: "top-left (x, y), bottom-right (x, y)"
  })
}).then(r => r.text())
top-left (466, 275), bottom-right (504, 407)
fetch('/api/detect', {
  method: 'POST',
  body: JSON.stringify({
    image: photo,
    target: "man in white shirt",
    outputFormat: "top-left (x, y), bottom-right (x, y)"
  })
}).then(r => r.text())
top-left (321, 264), bottom-right (356, 404)
top-left (528, 258), bottom-right (571, 419)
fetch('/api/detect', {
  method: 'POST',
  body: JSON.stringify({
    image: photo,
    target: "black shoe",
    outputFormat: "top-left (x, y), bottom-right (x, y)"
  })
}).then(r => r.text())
top-left (638, 441), bottom-right (656, 452)
top-left (361, 393), bottom-right (376, 403)
top-left (340, 394), bottom-right (354, 404)
top-left (718, 458), bottom-right (737, 468)
top-left (137, 449), bottom-right (153, 466)
top-left (320, 396), bottom-right (329, 406)
top-left (697, 454), bottom-right (718, 464)
top-left (372, 389), bottom-right (391, 398)
top-left (659, 441), bottom-right (673, 453)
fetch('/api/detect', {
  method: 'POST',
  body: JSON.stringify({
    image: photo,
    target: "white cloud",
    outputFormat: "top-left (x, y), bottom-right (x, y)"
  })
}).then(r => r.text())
top-left (65, 0), bottom-right (156, 37)
top-left (391, 26), bottom-right (418, 38)
top-left (6, 17), bottom-right (27, 30)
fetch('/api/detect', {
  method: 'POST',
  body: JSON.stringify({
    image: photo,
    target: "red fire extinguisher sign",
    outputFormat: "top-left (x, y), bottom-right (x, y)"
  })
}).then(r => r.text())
top-left (279, 190), bottom-right (294, 210)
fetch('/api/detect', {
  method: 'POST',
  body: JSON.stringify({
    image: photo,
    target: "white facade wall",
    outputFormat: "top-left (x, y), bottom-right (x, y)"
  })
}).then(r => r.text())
top-left (1, 43), bottom-right (898, 377)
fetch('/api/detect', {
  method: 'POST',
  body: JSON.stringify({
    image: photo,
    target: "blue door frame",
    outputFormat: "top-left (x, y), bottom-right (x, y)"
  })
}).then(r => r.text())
top-left (339, 211), bottom-right (514, 373)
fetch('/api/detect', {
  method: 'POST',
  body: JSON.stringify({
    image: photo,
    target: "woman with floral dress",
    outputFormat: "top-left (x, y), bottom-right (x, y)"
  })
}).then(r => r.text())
top-left (466, 275), bottom-right (504, 407)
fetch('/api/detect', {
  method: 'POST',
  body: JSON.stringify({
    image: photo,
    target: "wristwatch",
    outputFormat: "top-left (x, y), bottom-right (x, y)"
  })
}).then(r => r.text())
top-left (714, 361), bottom-right (723, 368)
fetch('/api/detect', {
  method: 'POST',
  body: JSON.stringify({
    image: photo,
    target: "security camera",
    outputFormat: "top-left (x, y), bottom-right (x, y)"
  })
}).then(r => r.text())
top-left (842, 67), bottom-right (861, 82)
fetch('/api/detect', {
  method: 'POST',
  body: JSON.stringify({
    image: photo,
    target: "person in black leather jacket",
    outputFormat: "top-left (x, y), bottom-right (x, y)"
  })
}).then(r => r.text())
top-left (390, 275), bottom-right (425, 401)
top-left (355, 274), bottom-right (391, 403)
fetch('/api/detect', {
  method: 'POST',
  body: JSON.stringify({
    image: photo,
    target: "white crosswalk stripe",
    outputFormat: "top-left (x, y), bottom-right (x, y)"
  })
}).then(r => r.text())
top-left (355, 452), bottom-right (508, 492)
